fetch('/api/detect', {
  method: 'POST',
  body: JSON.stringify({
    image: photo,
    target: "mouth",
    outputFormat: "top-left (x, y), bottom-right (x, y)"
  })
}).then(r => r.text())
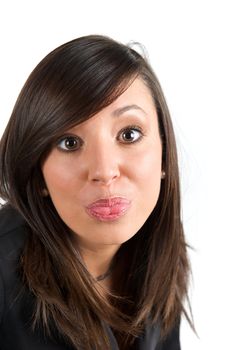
top-left (85, 197), bottom-right (131, 222)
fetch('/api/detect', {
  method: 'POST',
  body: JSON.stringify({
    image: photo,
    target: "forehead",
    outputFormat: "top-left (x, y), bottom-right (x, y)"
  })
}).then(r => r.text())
top-left (61, 77), bottom-right (159, 135)
top-left (65, 77), bottom-right (158, 132)
top-left (109, 77), bottom-right (155, 111)
top-left (85, 77), bottom-right (157, 124)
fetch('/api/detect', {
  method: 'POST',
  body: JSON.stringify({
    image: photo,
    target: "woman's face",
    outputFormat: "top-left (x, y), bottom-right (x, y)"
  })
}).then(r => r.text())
top-left (42, 78), bottom-right (163, 250)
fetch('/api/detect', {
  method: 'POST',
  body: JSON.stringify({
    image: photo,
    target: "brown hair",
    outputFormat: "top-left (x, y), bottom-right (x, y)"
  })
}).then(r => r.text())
top-left (0, 35), bottom-right (192, 349)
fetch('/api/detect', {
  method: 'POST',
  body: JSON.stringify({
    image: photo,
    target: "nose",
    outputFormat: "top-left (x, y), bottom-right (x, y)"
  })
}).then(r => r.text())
top-left (87, 142), bottom-right (120, 186)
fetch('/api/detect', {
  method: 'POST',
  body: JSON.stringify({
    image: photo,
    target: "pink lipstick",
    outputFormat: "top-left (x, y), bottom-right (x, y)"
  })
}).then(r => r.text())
top-left (86, 197), bottom-right (131, 222)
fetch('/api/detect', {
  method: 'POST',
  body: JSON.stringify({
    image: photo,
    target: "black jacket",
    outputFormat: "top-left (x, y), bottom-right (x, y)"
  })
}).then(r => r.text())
top-left (0, 205), bottom-right (181, 349)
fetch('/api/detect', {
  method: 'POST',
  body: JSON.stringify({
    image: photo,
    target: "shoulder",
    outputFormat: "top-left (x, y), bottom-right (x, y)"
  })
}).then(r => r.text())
top-left (156, 322), bottom-right (181, 350)
top-left (0, 204), bottom-right (27, 257)
top-left (0, 204), bottom-right (28, 325)
top-left (0, 203), bottom-right (28, 287)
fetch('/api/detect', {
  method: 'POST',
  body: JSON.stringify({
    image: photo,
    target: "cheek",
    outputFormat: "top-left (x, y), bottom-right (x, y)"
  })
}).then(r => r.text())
top-left (42, 156), bottom-right (78, 195)
top-left (130, 144), bottom-right (162, 183)
top-left (132, 146), bottom-right (162, 207)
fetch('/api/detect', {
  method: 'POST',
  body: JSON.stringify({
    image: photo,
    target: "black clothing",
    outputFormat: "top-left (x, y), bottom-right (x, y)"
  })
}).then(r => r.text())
top-left (0, 205), bottom-right (180, 349)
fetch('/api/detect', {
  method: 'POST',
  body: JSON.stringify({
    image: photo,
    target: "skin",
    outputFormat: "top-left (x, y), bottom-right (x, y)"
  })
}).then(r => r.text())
top-left (41, 78), bottom-right (163, 288)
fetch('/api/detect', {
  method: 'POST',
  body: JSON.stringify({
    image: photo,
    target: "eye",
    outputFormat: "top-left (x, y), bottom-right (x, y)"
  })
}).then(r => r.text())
top-left (118, 125), bottom-right (144, 143)
top-left (56, 136), bottom-right (82, 152)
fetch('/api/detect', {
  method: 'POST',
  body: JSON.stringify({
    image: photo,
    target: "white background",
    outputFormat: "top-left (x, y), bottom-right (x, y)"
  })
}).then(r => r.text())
top-left (0, 1), bottom-right (230, 348)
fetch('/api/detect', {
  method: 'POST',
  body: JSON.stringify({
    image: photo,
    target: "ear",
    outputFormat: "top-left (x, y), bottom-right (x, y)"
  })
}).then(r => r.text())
top-left (161, 170), bottom-right (166, 179)
top-left (42, 188), bottom-right (49, 197)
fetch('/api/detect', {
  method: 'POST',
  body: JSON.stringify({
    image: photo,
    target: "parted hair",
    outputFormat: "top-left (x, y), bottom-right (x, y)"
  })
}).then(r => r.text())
top-left (0, 35), bottom-right (192, 349)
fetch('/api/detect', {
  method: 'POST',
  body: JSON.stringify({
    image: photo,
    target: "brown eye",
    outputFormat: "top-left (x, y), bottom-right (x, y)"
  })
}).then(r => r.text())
top-left (118, 126), bottom-right (143, 143)
top-left (57, 136), bottom-right (82, 151)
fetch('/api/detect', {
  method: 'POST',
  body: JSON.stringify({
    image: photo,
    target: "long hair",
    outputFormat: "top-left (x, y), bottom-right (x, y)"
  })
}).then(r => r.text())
top-left (0, 35), bottom-right (192, 349)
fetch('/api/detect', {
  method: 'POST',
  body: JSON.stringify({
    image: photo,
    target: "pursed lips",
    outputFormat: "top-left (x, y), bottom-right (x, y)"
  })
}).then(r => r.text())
top-left (85, 197), bottom-right (131, 222)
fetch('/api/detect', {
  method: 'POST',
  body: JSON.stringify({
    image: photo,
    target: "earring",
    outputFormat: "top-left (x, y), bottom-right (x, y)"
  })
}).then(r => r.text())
top-left (42, 188), bottom-right (49, 197)
top-left (161, 170), bottom-right (166, 179)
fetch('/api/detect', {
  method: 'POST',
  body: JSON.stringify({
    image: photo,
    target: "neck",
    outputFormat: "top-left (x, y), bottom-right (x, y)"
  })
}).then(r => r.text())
top-left (77, 241), bottom-right (121, 282)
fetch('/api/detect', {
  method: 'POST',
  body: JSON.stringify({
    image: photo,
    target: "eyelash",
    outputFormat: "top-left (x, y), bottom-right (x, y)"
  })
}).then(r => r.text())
top-left (56, 125), bottom-right (145, 152)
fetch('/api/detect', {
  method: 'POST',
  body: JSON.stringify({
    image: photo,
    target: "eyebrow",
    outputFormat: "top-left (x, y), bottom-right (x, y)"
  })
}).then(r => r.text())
top-left (112, 104), bottom-right (147, 117)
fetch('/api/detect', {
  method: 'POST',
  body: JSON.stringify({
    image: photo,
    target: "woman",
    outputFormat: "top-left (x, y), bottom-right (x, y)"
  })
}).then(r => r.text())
top-left (0, 35), bottom-right (192, 349)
